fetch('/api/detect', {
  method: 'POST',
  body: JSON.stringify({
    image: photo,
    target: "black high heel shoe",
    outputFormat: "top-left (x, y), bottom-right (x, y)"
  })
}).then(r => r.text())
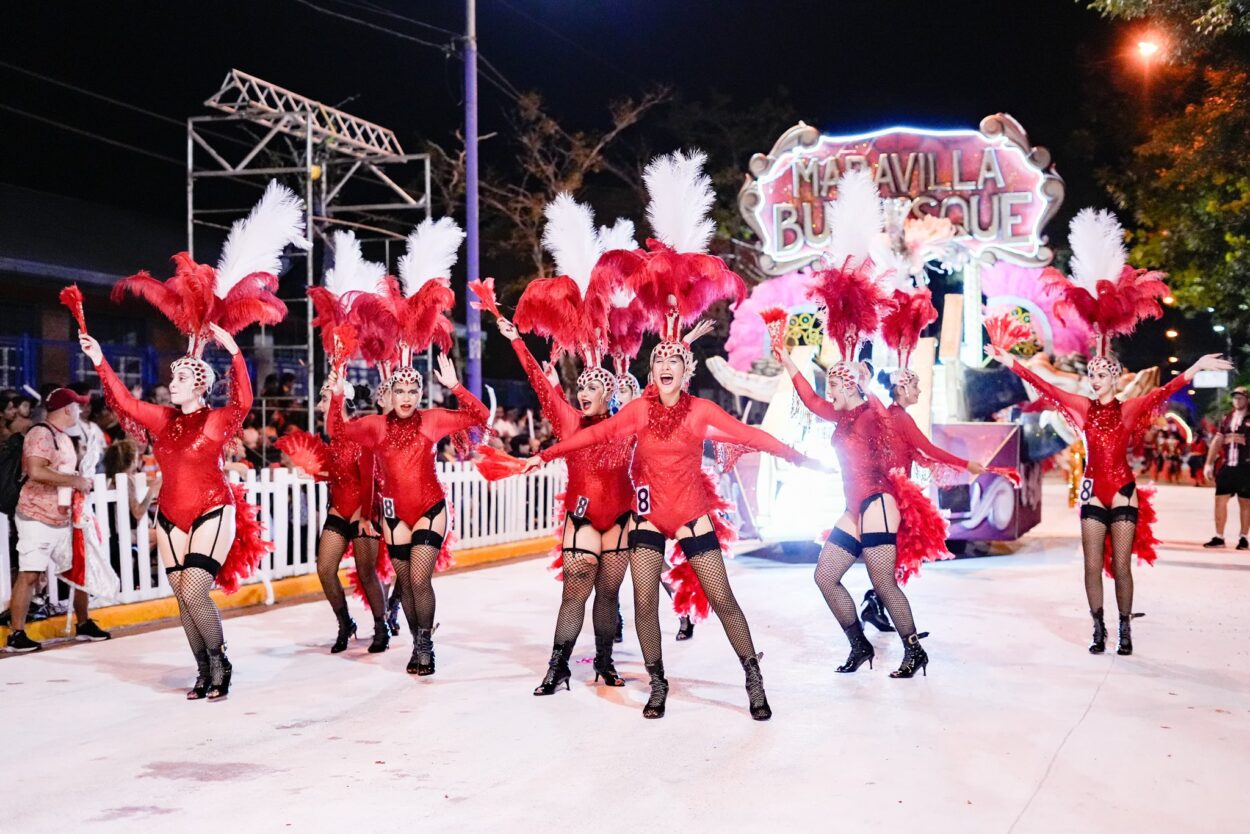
top-left (331, 611), bottom-right (357, 654)
top-left (890, 633), bottom-right (929, 679)
top-left (1116, 614), bottom-right (1133, 656)
top-left (1088, 608), bottom-right (1107, 654)
top-left (593, 637), bottom-right (625, 687)
top-left (206, 649), bottom-right (233, 701)
top-left (643, 660), bottom-right (668, 719)
top-left (186, 650), bottom-right (210, 700)
top-left (860, 589), bottom-right (896, 633)
top-left (407, 625), bottom-right (437, 675)
top-left (836, 624), bottom-right (875, 673)
top-left (675, 616), bottom-right (694, 641)
top-left (368, 619), bottom-right (390, 654)
top-left (534, 641), bottom-right (574, 696)
top-left (741, 653), bottom-right (772, 721)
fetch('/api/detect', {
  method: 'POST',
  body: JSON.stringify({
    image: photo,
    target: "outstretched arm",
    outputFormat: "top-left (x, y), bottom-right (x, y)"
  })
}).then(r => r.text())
top-left (537, 398), bottom-right (647, 462)
top-left (336, 411), bottom-right (386, 450)
top-left (988, 346), bottom-right (1089, 429)
top-left (891, 408), bottom-right (978, 471)
top-left (698, 400), bottom-right (806, 464)
top-left (1124, 354), bottom-right (1230, 429)
top-left (790, 370), bottom-right (840, 422)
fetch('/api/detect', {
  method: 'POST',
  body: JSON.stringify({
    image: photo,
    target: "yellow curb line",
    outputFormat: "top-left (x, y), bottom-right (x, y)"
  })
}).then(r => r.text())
top-left (3, 536), bottom-right (557, 644)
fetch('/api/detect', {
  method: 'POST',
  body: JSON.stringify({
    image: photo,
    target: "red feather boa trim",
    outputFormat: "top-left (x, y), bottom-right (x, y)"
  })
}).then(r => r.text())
top-left (887, 469), bottom-right (951, 585)
top-left (1101, 487), bottom-right (1159, 577)
top-left (217, 482), bottom-right (273, 595)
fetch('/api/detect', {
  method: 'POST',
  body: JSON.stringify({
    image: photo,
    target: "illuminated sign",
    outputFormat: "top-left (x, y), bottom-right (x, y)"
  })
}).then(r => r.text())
top-left (738, 114), bottom-right (1065, 275)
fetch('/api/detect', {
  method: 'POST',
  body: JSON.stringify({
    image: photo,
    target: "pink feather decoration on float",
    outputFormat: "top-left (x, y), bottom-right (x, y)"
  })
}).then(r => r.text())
top-left (724, 270), bottom-right (814, 370)
top-left (981, 260), bottom-right (1094, 356)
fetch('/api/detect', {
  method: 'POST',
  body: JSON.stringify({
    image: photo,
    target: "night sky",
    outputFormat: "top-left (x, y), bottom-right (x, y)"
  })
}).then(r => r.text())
top-left (4, 1), bottom-right (1120, 216)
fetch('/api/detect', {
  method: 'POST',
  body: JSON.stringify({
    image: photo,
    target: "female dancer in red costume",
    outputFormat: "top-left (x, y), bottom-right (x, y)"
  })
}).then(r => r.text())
top-left (82, 180), bottom-right (301, 700)
top-left (332, 356), bottom-right (486, 674)
top-left (332, 215), bottom-right (488, 675)
top-left (498, 316), bottom-right (634, 692)
top-left (990, 207), bottom-right (1232, 654)
top-left (300, 230), bottom-right (393, 654)
top-left (991, 347), bottom-right (1227, 653)
top-left (525, 303), bottom-right (813, 719)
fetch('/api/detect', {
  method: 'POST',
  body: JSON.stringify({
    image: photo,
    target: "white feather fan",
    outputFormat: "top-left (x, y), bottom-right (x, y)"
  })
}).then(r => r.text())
top-left (215, 179), bottom-right (308, 299)
top-left (398, 217), bottom-right (465, 297)
top-left (541, 192), bottom-right (603, 297)
top-left (643, 149), bottom-right (716, 254)
top-left (827, 168), bottom-right (884, 268)
top-left (597, 218), bottom-right (638, 254)
top-left (1068, 208), bottom-right (1127, 291)
top-left (325, 230), bottom-right (387, 297)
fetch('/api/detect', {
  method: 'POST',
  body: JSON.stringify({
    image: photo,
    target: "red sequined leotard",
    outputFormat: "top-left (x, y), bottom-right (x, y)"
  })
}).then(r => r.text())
top-left (325, 401), bottom-right (376, 520)
top-left (790, 373), bottom-right (896, 511)
top-left (511, 338), bottom-right (634, 530)
top-left (539, 389), bottom-right (805, 538)
top-left (884, 403), bottom-right (971, 474)
top-left (337, 386), bottom-right (489, 525)
top-left (99, 353), bottom-right (250, 531)
top-left (1010, 363), bottom-right (1188, 506)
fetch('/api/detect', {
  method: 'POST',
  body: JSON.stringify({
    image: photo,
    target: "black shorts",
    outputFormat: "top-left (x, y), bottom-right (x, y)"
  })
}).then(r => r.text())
top-left (1215, 465), bottom-right (1250, 498)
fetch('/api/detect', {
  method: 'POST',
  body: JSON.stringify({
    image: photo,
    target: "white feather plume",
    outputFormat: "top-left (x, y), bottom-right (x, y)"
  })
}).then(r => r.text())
top-left (643, 149), bottom-right (716, 254)
top-left (325, 230), bottom-right (387, 297)
top-left (597, 218), bottom-right (638, 253)
top-left (827, 168), bottom-right (884, 267)
top-left (398, 217), bottom-right (465, 297)
top-left (214, 179), bottom-right (308, 299)
top-left (1068, 208), bottom-right (1127, 291)
top-left (541, 192), bottom-right (602, 297)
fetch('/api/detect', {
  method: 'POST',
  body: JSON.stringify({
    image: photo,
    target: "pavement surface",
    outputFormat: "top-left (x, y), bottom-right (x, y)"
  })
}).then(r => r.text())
top-left (4, 480), bottom-right (1247, 833)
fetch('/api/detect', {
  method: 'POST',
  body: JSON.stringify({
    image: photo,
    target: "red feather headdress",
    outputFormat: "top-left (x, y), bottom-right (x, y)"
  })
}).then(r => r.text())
top-left (113, 180), bottom-right (301, 358)
top-left (880, 288), bottom-right (939, 369)
top-left (1043, 208), bottom-right (1169, 357)
top-left (309, 229), bottom-right (393, 369)
top-left (390, 217), bottom-right (464, 366)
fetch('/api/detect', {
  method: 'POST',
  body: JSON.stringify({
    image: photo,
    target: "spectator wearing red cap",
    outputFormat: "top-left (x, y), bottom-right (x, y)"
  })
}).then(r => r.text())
top-left (4, 388), bottom-right (111, 652)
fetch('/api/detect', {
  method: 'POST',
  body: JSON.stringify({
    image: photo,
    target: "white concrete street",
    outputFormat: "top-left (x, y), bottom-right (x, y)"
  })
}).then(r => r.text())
top-left (4, 480), bottom-right (1248, 833)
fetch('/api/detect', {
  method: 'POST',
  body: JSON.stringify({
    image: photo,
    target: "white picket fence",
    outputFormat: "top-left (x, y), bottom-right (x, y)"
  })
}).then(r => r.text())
top-left (0, 461), bottom-right (567, 612)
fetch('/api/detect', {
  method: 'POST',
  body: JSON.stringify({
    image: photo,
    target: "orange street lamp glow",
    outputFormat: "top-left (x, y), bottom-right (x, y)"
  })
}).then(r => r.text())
top-left (1138, 39), bottom-right (1161, 59)
top-left (1165, 329), bottom-right (1179, 339)
top-left (1163, 295), bottom-right (1176, 305)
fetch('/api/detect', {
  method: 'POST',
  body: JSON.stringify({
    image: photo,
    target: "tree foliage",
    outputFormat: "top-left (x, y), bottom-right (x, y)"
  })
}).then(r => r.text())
top-left (1085, 0), bottom-right (1250, 49)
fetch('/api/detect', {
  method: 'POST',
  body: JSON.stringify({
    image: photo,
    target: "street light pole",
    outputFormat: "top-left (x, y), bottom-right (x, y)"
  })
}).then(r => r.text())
top-left (464, 0), bottom-right (482, 397)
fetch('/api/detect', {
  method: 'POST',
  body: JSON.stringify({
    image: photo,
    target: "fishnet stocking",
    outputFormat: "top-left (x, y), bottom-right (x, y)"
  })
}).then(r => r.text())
top-left (1109, 519), bottom-right (1136, 616)
top-left (862, 544), bottom-right (916, 639)
top-left (814, 538), bottom-right (858, 629)
top-left (630, 544), bottom-right (666, 665)
top-left (172, 568), bottom-right (224, 654)
top-left (1081, 515), bottom-right (1109, 611)
top-left (315, 525), bottom-right (350, 614)
top-left (408, 545), bottom-right (441, 629)
top-left (552, 552), bottom-right (598, 645)
top-left (392, 559), bottom-right (416, 634)
top-left (351, 536), bottom-right (386, 622)
top-left (592, 549), bottom-right (629, 642)
top-left (686, 548), bottom-right (758, 660)
top-left (167, 571), bottom-right (205, 656)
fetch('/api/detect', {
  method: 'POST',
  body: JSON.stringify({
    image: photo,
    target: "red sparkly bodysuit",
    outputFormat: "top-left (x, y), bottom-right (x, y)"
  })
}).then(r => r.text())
top-left (1011, 363), bottom-right (1188, 507)
top-left (791, 373), bottom-right (896, 511)
top-left (511, 338), bottom-right (634, 530)
top-left (337, 386), bottom-right (489, 526)
top-left (99, 353), bottom-right (249, 531)
top-left (325, 402), bottom-right (375, 520)
top-left (540, 389), bottom-right (804, 538)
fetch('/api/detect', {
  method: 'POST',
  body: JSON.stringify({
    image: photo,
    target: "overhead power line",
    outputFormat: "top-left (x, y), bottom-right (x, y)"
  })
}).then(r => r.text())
top-left (0, 103), bottom-right (182, 166)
